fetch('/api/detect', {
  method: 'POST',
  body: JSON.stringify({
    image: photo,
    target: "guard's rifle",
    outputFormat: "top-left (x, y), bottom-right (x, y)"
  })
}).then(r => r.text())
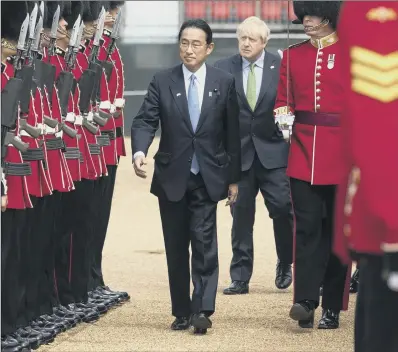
top-left (13, 4), bottom-right (43, 140)
top-left (54, 15), bottom-right (82, 138)
top-left (83, 7), bottom-right (112, 130)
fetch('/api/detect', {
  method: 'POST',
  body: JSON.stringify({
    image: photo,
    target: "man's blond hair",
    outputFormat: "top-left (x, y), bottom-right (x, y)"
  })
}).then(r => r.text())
top-left (237, 16), bottom-right (271, 44)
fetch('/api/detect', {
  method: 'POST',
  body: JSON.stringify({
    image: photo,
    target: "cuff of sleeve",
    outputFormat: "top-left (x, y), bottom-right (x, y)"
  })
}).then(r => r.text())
top-left (274, 106), bottom-right (292, 116)
top-left (133, 151), bottom-right (145, 160)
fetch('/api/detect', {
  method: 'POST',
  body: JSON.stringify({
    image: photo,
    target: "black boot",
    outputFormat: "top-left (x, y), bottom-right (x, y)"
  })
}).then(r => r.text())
top-left (350, 268), bottom-right (359, 293)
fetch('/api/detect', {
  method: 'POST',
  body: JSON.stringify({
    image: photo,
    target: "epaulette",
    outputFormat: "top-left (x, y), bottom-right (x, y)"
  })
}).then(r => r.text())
top-left (288, 39), bottom-right (310, 50)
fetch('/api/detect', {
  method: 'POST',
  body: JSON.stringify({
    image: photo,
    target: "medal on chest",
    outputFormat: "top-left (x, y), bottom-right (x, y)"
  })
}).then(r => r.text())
top-left (327, 54), bottom-right (336, 69)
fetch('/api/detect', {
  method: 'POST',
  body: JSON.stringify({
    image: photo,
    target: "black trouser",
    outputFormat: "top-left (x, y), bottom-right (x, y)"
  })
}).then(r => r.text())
top-left (22, 195), bottom-right (55, 323)
top-left (229, 155), bottom-right (293, 282)
top-left (290, 178), bottom-right (347, 311)
top-left (158, 173), bottom-right (219, 318)
top-left (88, 165), bottom-right (118, 291)
top-left (1, 209), bottom-right (26, 336)
top-left (355, 254), bottom-right (398, 352)
top-left (54, 180), bottom-right (96, 305)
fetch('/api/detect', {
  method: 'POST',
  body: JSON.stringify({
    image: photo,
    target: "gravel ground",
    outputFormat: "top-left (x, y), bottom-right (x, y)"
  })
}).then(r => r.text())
top-left (40, 137), bottom-right (355, 352)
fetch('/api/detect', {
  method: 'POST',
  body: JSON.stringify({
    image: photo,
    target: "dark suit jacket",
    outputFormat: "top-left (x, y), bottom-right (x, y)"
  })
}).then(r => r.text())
top-left (214, 51), bottom-right (289, 171)
top-left (131, 63), bottom-right (241, 202)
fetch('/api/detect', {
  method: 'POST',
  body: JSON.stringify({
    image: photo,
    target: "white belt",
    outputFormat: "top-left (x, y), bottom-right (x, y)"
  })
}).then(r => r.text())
top-left (20, 130), bottom-right (32, 137)
top-left (65, 112), bottom-right (76, 123)
top-left (74, 115), bottom-right (83, 126)
top-left (114, 98), bottom-right (125, 108)
top-left (86, 112), bottom-right (94, 122)
top-left (37, 123), bottom-right (57, 135)
top-left (99, 101), bottom-right (111, 110)
top-left (55, 131), bottom-right (63, 138)
top-left (110, 104), bottom-right (116, 114)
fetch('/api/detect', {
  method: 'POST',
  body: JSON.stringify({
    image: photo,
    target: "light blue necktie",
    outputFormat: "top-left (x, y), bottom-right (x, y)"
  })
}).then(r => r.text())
top-left (187, 74), bottom-right (200, 174)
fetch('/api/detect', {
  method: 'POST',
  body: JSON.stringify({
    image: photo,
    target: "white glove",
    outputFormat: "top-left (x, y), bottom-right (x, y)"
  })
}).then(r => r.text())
top-left (278, 49), bottom-right (283, 59)
top-left (387, 272), bottom-right (398, 292)
top-left (275, 113), bottom-right (295, 141)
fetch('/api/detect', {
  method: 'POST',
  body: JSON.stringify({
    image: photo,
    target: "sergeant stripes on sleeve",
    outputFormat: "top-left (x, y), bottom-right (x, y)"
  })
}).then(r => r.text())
top-left (350, 46), bottom-right (398, 103)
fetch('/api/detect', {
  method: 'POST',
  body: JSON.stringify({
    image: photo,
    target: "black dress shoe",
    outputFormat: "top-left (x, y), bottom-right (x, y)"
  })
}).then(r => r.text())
top-left (101, 286), bottom-right (130, 301)
top-left (275, 260), bottom-right (292, 289)
top-left (95, 287), bottom-right (123, 303)
top-left (7, 334), bottom-right (31, 352)
top-left (350, 268), bottom-right (359, 293)
top-left (57, 305), bottom-right (83, 322)
top-left (88, 291), bottom-right (116, 307)
top-left (15, 327), bottom-right (45, 349)
top-left (191, 313), bottom-right (212, 335)
top-left (1, 335), bottom-right (22, 352)
top-left (87, 298), bottom-right (110, 314)
top-left (76, 301), bottom-right (107, 315)
top-left (38, 315), bottom-right (69, 332)
top-left (22, 327), bottom-right (54, 345)
top-left (67, 304), bottom-right (100, 323)
top-left (170, 317), bottom-right (191, 331)
top-left (52, 308), bottom-right (78, 327)
top-left (223, 281), bottom-right (249, 295)
top-left (289, 301), bottom-right (315, 328)
top-left (30, 320), bottom-right (60, 337)
top-left (318, 309), bottom-right (340, 329)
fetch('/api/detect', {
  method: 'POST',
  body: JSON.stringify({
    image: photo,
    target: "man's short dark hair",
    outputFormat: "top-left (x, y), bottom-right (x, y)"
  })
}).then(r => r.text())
top-left (178, 19), bottom-right (213, 45)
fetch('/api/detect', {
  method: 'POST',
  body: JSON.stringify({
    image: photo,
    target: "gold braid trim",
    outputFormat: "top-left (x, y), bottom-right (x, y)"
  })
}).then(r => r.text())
top-left (1, 38), bottom-right (17, 51)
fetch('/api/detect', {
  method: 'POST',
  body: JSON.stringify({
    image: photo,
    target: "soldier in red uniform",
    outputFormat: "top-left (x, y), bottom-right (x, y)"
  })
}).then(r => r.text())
top-left (1, 3), bottom-right (35, 350)
top-left (87, 0), bottom-right (130, 301)
top-left (274, 1), bottom-right (349, 329)
top-left (334, 2), bottom-right (398, 351)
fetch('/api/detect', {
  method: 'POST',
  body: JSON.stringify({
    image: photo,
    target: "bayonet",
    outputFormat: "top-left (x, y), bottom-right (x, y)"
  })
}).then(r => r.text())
top-left (111, 9), bottom-right (122, 39)
top-left (93, 7), bottom-right (106, 47)
top-left (28, 3), bottom-right (38, 40)
top-left (39, 1), bottom-right (44, 20)
top-left (48, 5), bottom-right (60, 58)
top-left (32, 15), bottom-right (43, 53)
top-left (65, 15), bottom-right (81, 69)
top-left (14, 14), bottom-right (29, 72)
top-left (106, 8), bottom-right (122, 59)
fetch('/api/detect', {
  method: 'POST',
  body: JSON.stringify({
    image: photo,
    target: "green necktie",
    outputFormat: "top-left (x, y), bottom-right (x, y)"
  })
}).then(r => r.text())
top-left (246, 63), bottom-right (257, 110)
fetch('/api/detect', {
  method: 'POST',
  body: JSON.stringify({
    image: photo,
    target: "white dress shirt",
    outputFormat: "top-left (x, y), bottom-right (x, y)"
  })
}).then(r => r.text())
top-left (133, 63), bottom-right (207, 160)
top-left (242, 50), bottom-right (264, 101)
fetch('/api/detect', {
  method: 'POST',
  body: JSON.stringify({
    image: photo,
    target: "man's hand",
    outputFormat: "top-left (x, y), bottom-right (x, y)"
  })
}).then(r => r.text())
top-left (226, 183), bottom-right (238, 206)
top-left (133, 155), bottom-right (147, 179)
top-left (1, 195), bottom-right (8, 212)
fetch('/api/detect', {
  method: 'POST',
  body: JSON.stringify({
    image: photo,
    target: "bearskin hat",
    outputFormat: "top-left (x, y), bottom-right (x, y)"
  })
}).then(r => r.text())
top-left (292, 1), bottom-right (342, 29)
top-left (43, 1), bottom-right (66, 29)
top-left (82, 1), bottom-right (102, 22)
top-left (109, 1), bottom-right (125, 10)
top-left (64, 1), bottom-right (83, 31)
top-left (1, 1), bottom-right (29, 41)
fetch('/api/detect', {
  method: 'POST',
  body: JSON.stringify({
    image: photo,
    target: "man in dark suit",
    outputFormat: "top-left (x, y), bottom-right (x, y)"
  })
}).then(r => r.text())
top-left (131, 19), bottom-right (241, 335)
top-left (214, 16), bottom-right (293, 295)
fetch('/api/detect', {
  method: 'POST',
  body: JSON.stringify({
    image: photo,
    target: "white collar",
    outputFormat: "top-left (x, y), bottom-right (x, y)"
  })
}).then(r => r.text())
top-left (242, 50), bottom-right (265, 70)
top-left (182, 63), bottom-right (207, 85)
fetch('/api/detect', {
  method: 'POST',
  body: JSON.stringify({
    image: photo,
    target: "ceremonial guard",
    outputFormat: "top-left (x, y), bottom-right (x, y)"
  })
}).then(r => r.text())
top-left (1, 3), bottom-right (34, 351)
top-left (274, 1), bottom-right (349, 329)
top-left (87, 0), bottom-right (129, 300)
top-left (334, 1), bottom-right (398, 351)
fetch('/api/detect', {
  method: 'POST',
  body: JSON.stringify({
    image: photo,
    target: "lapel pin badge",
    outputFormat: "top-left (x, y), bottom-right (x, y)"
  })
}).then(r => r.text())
top-left (176, 93), bottom-right (181, 97)
top-left (209, 92), bottom-right (212, 97)
top-left (270, 65), bottom-right (275, 69)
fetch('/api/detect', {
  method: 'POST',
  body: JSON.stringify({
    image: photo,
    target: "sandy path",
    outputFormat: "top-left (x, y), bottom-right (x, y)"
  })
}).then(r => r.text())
top-left (41, 137), bottom-right (355, 352)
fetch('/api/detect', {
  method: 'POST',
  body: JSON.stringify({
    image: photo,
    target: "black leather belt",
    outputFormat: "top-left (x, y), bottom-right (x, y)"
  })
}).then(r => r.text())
top-left (3, 161), bottom-right (32, 176)
top-left (88, 143), bottom-right (101, 155)
top-left (96, 135), bottom-right (111, 147)
top-left (101, 130), bottom-right (115, 140)
top-left (21, 147), bottom-right (45, 161)
top-left (64, 147), bottom-right (80, 160)
top-left (45, 137), bottom-right (65, 151)
top-left (116, 126), bottom-right (123, 138)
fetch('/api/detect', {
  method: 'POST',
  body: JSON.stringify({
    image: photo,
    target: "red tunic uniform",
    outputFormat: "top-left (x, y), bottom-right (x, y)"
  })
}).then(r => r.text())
top-left (102, 29), bottom-right (126, 158)
top-left (275, 32), bottom-right (344, 185)
top-left (50, 47), bottom-right (82, 182)
top-left (333, 2), bottom-right (398, 264)
top-left (74, 46), bottom-right (103, 180)
top-left (1, 59), bottom-right (32, 209)
top-left (40, 50), bottom-right (74, 193)
top-left (20, 77), bottom-right (52, 198)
